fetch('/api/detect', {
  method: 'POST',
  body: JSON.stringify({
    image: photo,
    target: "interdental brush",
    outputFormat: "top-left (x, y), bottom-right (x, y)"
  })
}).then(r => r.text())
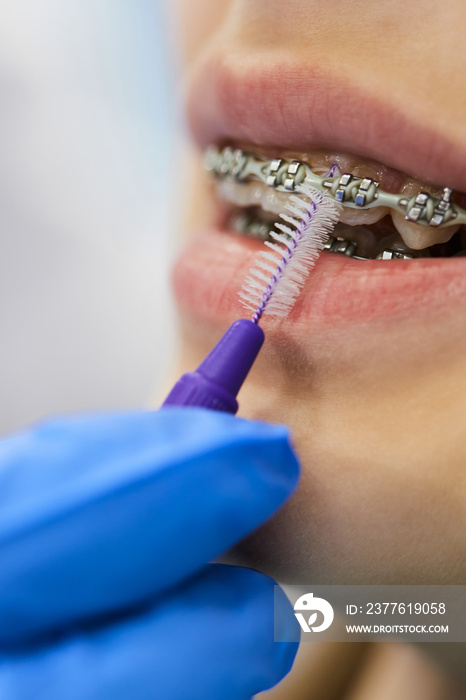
top-left (162, 182), bottom-right (341, 413)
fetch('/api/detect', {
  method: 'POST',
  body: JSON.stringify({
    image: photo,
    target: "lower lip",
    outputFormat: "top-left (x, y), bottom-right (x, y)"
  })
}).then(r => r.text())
top-left (173, 225), bottom-right (466, 330)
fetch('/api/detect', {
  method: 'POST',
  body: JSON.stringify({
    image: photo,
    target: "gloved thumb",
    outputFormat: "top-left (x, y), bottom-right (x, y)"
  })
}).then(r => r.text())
top-left (0, 407), bottom-right (300, 649)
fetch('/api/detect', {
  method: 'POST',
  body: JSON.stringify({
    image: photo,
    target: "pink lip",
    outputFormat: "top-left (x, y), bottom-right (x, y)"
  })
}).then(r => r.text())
top-left (173, 227), bottom-right (466, 330)
top-left (187, 51), bottom-right (466, 191)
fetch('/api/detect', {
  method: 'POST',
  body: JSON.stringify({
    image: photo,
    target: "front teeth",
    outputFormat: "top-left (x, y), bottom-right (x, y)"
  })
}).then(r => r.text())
top-left (219, 178), bottom-right (389, 225)
top-left (217, 180), bottom-right (263, 208)
top-left (261, 187), bottom-right (294, 215)
top-left (217, 179), bottom-right (291, 216)
top-left (210, 147), bottom-right (465, 253)
top-left (218, 176), bottom-right (459, 253)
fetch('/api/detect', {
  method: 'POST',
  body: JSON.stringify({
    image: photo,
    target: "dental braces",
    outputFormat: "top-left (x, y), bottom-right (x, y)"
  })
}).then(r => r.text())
top-left (232, 212), bottom-right (414, 260)
top-left (323, 236), bottom-right (414, 260)
top-left (205, 145), bottom-right (466, 230)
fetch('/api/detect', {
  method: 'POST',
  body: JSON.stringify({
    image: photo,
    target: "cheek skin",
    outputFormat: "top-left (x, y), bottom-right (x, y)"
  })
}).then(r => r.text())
top-left (173, 0), bottom-right (233, 65)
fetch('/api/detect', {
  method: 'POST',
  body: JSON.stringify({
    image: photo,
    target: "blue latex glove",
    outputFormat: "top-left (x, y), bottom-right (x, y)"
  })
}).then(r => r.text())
top-left (0, 407), bottom-right (300, 699)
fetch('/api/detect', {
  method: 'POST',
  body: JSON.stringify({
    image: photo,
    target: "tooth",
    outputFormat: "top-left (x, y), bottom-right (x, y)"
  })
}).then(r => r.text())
top-left (261, 187), bottom-right (292, 215)
top-left (391, 211), bottom-right (459, 249)
top-left (336, 158), bottom-right (390, 224)
top-left (391, 181), bottom-right (459, 249)
top-left (217, 180), bottom-right (263, 208)
top-left (339, 206), bottom-right (389, 226)
top-left (304, 154), bottom-right (389, 225)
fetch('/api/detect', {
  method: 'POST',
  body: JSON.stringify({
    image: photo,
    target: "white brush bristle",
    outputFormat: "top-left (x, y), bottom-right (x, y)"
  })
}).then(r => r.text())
top-left (239, 181), bottom-right (342, 320)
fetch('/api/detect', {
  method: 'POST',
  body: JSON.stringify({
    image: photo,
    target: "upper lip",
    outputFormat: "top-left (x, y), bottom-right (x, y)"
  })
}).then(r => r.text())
top-left (187, 49), bottom-right (466, 192)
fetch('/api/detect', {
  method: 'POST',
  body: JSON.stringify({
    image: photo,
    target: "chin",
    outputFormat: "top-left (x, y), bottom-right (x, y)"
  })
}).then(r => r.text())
top-left (175, 302), bottom-right (466, 585)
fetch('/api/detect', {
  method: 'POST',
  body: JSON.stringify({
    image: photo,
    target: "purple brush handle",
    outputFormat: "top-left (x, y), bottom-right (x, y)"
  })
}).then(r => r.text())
top-left (162, 319), bottom-right (265, 414)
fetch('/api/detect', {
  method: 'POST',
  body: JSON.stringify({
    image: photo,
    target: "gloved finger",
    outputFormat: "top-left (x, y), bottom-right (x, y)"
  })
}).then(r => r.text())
top-left (0, 564), bottom-right (300, 700)
top-left (0, 408), bottom-right (299, 648)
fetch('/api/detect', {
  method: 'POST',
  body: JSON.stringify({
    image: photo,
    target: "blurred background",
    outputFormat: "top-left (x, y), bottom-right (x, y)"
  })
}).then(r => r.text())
top-left (0, 0), bottom-right (177, 435)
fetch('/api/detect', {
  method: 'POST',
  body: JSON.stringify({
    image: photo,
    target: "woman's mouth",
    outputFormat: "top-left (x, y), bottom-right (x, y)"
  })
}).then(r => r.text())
top-left (174, 50), bottom-right (466, 332)
top-left (172, 143), bottom-right (466, 330)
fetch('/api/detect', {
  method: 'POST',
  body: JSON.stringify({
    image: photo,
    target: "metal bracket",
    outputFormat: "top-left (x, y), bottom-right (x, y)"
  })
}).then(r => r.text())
top-left (355, 178), bottom-right (379, 207)
top-left (335, 174), bottom-right (354, 202)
